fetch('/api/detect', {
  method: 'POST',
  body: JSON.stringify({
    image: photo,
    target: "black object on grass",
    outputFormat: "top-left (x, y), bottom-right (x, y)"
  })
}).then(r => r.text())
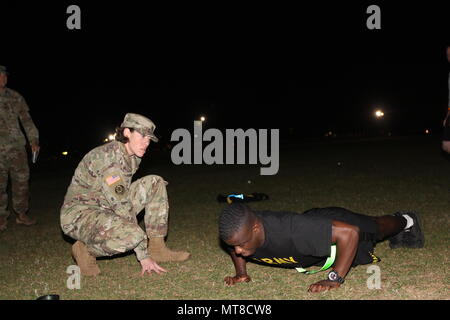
top-left (217, 193), bottom-right (269, 204)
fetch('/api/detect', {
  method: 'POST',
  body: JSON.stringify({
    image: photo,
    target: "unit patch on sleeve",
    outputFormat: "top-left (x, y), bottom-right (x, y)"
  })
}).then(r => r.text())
top-left (115, 184), bottom-right (125, 195)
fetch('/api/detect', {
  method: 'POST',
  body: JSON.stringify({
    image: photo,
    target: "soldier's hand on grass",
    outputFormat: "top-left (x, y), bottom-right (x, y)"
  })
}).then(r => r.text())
top-left (308, 280), bottom-right (340, 293)
top-left (139, 257), bottom-right (167, 276)
top-left (224, 274), bottom-right (251, 286)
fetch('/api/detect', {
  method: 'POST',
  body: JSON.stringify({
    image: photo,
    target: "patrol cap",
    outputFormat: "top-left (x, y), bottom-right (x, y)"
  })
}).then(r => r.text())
top-left (0, 65), bottom-right (9, 75)
top-left (121, 113), bottom-right (159, 142)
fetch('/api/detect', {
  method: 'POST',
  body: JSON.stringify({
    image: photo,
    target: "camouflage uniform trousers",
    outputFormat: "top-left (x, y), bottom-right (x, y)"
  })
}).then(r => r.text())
top-left (0, 147), bottom-right (30, 218)
top-left (63, 175), bottom-right (169, 258)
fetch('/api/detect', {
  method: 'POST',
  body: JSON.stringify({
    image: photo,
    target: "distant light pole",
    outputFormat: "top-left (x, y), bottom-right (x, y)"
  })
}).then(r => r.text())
top-left (374, 109), bottom-right (386, 136)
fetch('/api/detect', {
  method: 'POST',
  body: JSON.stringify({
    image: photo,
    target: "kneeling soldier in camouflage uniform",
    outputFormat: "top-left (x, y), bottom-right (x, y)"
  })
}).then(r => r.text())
top-left (60, 113), bottom-right (190, 276)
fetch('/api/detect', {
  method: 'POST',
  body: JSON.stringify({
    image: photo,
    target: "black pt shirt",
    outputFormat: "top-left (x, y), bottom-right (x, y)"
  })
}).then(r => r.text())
top-left (250, 210), bottom-right (332, 268)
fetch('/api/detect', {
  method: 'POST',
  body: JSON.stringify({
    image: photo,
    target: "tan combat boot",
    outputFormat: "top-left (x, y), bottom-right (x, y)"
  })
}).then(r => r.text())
top-left (148, 237), bottom-right (190, 262)
top-left (71, 241), bottom-right (101, 276)
top-left (15, 213), bottom-right (37, 226)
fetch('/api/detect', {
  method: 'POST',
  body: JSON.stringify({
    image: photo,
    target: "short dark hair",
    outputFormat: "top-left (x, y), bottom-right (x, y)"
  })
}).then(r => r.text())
top-left (114, 127), bottom-right (135, 143)
top-left (219, 203), bottom-right (254, 241)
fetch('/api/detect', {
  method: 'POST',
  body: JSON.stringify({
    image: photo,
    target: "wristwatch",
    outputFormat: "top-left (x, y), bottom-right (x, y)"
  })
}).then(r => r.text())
top-left (328, 270), bottom-right (345, 284)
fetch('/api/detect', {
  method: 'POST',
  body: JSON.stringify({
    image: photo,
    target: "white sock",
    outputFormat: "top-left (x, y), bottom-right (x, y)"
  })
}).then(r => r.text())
top-left (402, 214), bottom-right (414, 229)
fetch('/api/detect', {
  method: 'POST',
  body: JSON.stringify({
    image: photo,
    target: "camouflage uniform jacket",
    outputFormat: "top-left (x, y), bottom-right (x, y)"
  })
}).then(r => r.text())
top-left (0, 87), bottom-right (39, 149)
top-left (61, 141), bottom-right (141, 218)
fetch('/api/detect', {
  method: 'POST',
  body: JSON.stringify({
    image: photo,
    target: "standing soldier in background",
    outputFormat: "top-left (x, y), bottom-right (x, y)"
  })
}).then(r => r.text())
top-left (441, 44), bottom-right (450, 153)
top-left (0, 65), bottom-right (39, 231)
top-left (60, 113), bottom-right (190, 276)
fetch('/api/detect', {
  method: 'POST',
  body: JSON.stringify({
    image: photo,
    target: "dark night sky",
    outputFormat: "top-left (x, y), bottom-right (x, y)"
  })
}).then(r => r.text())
top-left (1, 2), bottom-right (449, 154)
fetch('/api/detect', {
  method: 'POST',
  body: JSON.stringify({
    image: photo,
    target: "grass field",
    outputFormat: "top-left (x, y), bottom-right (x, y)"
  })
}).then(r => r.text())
top-left (0, 136), bottom-right (449, 300)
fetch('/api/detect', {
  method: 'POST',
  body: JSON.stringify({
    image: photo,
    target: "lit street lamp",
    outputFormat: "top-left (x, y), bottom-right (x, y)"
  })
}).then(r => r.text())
top-left (375, 110), bottom-right (384, 118)
top-left (104, 133), bottom-right (116, 143)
